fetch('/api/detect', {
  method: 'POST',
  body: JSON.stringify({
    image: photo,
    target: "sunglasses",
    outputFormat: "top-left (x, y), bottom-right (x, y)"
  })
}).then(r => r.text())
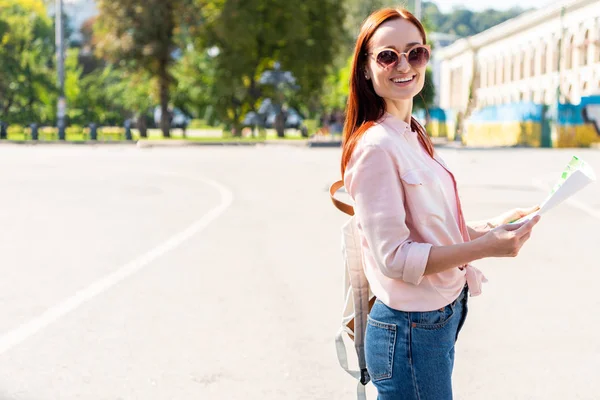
top-left (367, 44), bottom-right (431, 69)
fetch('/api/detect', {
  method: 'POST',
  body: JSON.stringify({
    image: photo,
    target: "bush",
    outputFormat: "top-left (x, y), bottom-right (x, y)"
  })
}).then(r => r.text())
top-left (7, 125), bottom-right (25, 136)
top-left (189, 119), bottom-right (209, 129)
top-left (99, 127), bottom-right (125, 138)
top-left (304, 119), bottom-right (318, 135)
top-left (40, 127), bottom-right (58, 135)
top-left (66, 125), bottom-right (84, 135)
top-left (38, 127), bottom-right (58, 140)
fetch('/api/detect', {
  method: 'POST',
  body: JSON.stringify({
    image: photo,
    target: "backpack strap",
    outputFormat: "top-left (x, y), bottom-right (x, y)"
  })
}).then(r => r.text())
top-left (329, 180), bottom-right (355, 216)
top-left (331, 180), bottom-right (369, 399)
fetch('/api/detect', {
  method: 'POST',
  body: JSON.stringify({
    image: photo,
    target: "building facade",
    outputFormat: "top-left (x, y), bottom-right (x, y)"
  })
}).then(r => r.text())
top-left (435, 0), bottom-right (600, 147)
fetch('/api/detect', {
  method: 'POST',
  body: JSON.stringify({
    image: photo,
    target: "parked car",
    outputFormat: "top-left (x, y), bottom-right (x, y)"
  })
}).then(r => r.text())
top-left (265, 108), bottom-right (304, 130)
top-left (242, 107), bottom-right (304, 130)
top-left (242, 111), bottom-right (264, 127)
top-left (153, 106), bottom-right (191, 129)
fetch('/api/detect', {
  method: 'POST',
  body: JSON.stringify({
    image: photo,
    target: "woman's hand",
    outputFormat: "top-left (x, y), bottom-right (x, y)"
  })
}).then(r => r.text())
top-left (477, 215), bottom-right (541, 258)
top-left (488, 205), bottom-right (540, 228)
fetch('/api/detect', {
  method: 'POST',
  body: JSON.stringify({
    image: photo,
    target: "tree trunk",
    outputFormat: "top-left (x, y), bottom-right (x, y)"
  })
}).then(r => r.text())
top-left (230, 99), bottom-right (242, 137)
top-left (159, 63), bottom-right (171, 138)
top-left (274, 110), bottom-right (286, 138)
top-left (137, 114), bottom-right (147, 138)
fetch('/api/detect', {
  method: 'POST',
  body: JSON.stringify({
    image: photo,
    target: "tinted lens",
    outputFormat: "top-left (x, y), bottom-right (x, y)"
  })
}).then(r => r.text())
top-left (376, 50), bottom-right (398, 67)
top-left (408, 46), bottom-right (430, 67)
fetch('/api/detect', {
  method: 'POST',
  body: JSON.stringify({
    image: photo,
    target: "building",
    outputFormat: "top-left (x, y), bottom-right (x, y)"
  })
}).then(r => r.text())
top-left (429, 32), bottom-right (460, 107)
top-left (434, 0), bottom-right (600, 147)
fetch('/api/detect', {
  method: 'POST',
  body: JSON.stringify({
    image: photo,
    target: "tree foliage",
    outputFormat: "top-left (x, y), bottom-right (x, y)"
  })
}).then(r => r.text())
top-left (0, 0), bottom-right (55, 124)
top-left (198, 0), bottom-right (344, 134)
top-left (0, 0), bottom-right (532, 135)
top-left (94, 0), bottom-right (201, 137)
top-left (422, 2), bottom-right (528, 37)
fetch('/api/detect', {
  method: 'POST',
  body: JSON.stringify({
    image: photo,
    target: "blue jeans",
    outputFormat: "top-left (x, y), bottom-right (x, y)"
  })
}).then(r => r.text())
top-left (365, 286), bottom-right (469, 400)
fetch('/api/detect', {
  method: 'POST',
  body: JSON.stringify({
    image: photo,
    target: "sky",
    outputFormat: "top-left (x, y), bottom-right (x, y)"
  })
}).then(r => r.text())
top-left (433, 0), bottom-right (554, 13)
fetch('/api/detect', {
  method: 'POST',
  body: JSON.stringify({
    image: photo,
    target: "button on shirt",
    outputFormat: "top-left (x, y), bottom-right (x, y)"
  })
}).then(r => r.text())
top-left (343, 113), bottom-right (487, 312)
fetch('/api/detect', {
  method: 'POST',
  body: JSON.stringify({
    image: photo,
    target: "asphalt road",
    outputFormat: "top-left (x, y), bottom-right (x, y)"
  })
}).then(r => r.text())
top-left (0, 143), bottom-right (598, 400)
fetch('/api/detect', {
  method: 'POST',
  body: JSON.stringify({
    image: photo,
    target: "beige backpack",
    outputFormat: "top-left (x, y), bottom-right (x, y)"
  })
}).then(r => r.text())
top-left (329, 180), bottom-right (376, 400)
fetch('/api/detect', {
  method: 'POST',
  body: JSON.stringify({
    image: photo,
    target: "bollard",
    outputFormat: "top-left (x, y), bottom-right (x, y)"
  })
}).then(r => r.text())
top-left (30, 123), bottom-right (38, 141)
top-left (89, 123), bottom-right (98, 141)
top-left (0, 122), bottom-right (6, 139)
top-left (124, 119), bottom-right (132, 141)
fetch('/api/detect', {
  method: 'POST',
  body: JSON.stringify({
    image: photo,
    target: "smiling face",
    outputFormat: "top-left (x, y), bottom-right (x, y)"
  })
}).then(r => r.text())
top-left (364, 18), bottom-right (428, 106)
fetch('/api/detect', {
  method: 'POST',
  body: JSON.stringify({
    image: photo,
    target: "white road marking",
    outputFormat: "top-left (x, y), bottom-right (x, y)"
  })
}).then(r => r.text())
top-left (0, 174), bottom-right (234, 355)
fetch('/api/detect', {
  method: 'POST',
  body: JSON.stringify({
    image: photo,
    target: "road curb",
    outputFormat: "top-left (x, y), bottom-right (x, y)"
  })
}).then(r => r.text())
top-left (136, 140), bottom-right (258, 148)
top-left (0, 138), bottom-right (484, 150)
top-left (0, 140), bottom-right (136, 146)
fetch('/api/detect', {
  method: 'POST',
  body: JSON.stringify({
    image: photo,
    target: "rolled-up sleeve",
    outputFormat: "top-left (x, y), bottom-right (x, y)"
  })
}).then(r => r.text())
top-left (344, 143), bottom-right (432, 285)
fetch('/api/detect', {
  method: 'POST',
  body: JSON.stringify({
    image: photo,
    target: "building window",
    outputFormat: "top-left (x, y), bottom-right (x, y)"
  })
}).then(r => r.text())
top-left (597, 26), bottom-right (600, 62)
top-left (530, 48), bottom-right (536, 77)
top-left (450, 68), bottom-right (463, 108)
top-left (582, 30), bottom-right (590, 66)
top-left (480, 63), bottom-right (486, 88)
top-left (488, 61), bottom-right (495, 86)
top-left (566, 35), bottom-right (574, 69)
top-left (520, 51), bottom-right (526, 79)
top-left (553, 39), bottom-right (560, 72)
top-left (505, 56), bottom-right (512, 83)
top-left (541, 44), bottom-right (547, 75)
top-left (497, 58), bottom-right (503, 85)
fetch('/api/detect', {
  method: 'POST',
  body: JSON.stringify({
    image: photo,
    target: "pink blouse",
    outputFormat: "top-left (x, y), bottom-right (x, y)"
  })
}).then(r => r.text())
top-left (344, 113), bottom-right (487, 312)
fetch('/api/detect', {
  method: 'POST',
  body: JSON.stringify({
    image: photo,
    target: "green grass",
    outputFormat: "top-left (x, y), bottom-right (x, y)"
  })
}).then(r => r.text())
top-left (3, 127), bottom-right (308, 142)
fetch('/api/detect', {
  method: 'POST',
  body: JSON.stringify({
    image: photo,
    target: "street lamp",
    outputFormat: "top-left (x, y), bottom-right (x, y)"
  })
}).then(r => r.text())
top-left (56, 0), bottom-right (66, 140)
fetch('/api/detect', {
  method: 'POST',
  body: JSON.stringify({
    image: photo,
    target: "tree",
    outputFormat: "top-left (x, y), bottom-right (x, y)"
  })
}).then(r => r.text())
top-left (422, 2), bottom-right (528, 37)
top-left (344, 0), bottom-right (399, 47)
top-left (198, 0), bottom-right (344, 135)
top-left (413, 68), bottom-right (435, 111)
top-left (94, 0), bottom-right (202, 137)
top-left (61, 49), bottom-right (153, 130)
top-left (171, 45), bottom-right (216, 123)
top-left (0, 0), bottom-right (55, 124)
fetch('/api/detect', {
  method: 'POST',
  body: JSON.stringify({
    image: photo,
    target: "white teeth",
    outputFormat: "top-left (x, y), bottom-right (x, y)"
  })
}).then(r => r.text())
top-left (392, 76), bottom-right (414, 83)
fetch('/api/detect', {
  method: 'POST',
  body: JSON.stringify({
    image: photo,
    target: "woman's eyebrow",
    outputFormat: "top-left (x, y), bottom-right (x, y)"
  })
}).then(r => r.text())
top-left (404, 42), bottom-right (422, 50)
top-left (376, 42), bottom-right (422, 52)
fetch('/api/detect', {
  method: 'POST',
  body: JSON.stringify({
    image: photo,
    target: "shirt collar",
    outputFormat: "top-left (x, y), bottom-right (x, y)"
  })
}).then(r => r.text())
top-left (379, 112), bottom-right (413, 136)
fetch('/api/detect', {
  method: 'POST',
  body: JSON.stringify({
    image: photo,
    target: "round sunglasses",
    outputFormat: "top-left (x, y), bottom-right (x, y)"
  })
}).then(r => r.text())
top-left (366, 44), bottom-right (431, 69)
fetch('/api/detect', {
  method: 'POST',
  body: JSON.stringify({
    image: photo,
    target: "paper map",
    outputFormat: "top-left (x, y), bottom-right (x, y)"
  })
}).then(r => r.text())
top-left (512, 155), bottom-right (597, 224)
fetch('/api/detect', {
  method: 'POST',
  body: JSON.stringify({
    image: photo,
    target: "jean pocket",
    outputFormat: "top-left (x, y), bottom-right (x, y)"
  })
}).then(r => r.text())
top-left (365, 316), bottom-right (396, 382)
top-left (413, 303), bottom-right (456, 330)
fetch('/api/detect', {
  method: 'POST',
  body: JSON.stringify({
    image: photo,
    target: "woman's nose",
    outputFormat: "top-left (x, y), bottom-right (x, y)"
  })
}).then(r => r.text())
top-left (396, 55), bottom-right (411, 72)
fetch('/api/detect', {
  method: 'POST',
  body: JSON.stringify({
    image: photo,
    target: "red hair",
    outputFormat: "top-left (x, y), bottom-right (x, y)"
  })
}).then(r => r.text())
top-left (341, 8), bottom-right (434, 177)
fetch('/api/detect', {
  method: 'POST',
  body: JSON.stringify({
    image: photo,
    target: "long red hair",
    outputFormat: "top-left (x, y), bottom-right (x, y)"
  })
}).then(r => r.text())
top-left (341, 8), bottom-right (434, 177)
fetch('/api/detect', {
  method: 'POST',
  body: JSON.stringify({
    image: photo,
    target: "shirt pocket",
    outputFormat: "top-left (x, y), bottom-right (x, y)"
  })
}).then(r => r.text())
top-left (400, 168), bottom-right (445, 226)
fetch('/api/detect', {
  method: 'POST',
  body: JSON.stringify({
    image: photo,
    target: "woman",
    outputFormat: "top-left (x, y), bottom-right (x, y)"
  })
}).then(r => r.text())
top-left (341, 8), bottom-right (541, 400)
